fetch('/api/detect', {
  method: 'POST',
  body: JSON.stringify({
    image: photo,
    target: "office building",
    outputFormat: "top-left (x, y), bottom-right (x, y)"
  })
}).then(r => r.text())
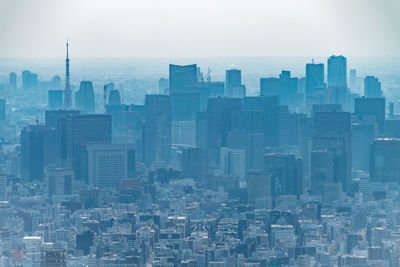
top-left (75, 81), bottom-right (95, 113)
top-left (144, 95), bottom-right (172, 166)
top-left (227, 131), bottom-right (264, 170)
top-left (312, 110), bottom-right (351, 192)
top-left (220, 147), bottom-right (246, 180)
top-left (22, 70), bottom-right (38, 90)
top-left (247, 170), bottom-right (271, 204)
top-left (169, 64), bottom-right (197, 94)
top-left (47, 165), bottom-right (74, 196)
top-left (9, 72), bottom-right (16, 91)
top-left (327, 55), bottom-right (347, 88)
top-left (364, 76), bottom-right (382, 98)
top-left (0, 173), bottom-right (7, 201)
top-left (72, 114), bottom-right (112, 183)
top-left (87, 144), bottom-right (135, 188)
top-left (350, 69), bottom-right (357, 90)
top-left (370, 138), bottom-right (400, 183)
top-left (181, 148), bottom-right (210, 181)
top-left (21, 125), bottom-right (46, 182)
top-left (48, 90), bottom-right (64, 110)
top-left (159, 78), bottom-right (169, 94)
top-left (207, 98), bottom-right (243, 165)
top-left (243, 96), bottom-right (280, 146)
top-left (305, 61), bottom-right (325, 112)
top-left (260, 71), bottom-right (298, 108)
top-left (354, 97), bottom-right (385, 133)
top-left (311, 150), bottom-right (334, 195)
top-left (264, 153), bottom-right (302, 197)
top-left (226, 68), bottom-right (241, 97)
top-left (0, 99), bottom-right (5, 120)
top-left (108, 89), bottom-right (121, 106)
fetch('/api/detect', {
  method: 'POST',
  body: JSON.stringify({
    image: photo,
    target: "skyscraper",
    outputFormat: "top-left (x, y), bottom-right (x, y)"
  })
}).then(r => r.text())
top-left (327, 55), bottom-right (347, 88)
top-left (0, 99), bottom-right (5, 120)
top-left (72, 114), bottom-right (112, 183)
top-left (370, 138), bottom-right (400, 183)
top-left (349, 69), bottom-right (357, 90)
top-left (312, 110), bottom-right (351, 192)
top-left (226, 68), bottom-right (241, 97)
top-left (354, 97), bottom-right (385, 133)
top-left (48, 90), bottom-right (64, 110)
top-left (306, 62), bottom-right (324, 96)
top-left (364, 76), bottom-right (382, 98)
top-left (169, 64), bottom-right (197, 94)
top-left (75, 81), bottom-right (95, 114)
top-left (144, 95), bottom-right (172, 166)
top-left (260, 71), bottom-right (298, 108)
top-left (63, 41), bottom-right (72, 110)
top-left (21, 125), bottom-right (46, 183)
top-left (9, 72), bottom-right (16, 91)
top-left (22, 70), bottom-right (38, 90)
top-left (207, 98), bottom-right (243, 165)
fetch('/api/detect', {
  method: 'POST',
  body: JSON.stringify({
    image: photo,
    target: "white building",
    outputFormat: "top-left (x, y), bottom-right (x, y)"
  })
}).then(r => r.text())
top-left (87, 144), bottom-right (135, 188)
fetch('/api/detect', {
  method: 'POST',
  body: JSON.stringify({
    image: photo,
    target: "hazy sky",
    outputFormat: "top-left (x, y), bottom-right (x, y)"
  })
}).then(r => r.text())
top-left (1, 0), bottom-right (400, 58)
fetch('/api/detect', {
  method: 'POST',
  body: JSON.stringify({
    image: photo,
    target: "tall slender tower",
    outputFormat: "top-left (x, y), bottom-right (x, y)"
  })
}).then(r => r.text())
top-left (63, 40), bottom-right (72, 110)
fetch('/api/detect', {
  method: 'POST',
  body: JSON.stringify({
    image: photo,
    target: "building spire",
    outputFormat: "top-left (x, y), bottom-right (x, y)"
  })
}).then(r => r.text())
top-left (63, 39), bottom-right (72, 110)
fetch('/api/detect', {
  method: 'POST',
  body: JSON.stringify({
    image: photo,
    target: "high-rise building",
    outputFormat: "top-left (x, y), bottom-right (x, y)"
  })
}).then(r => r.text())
top-left (207, 98), bottom-right (243, 165)
top-left (159, 78), bottom-right (169, 94)
top-left (170, 92), bottom-right (200, 121)
top-left (247, 170), bottom-right (271, 204)
top-left (9, 72), bottom-right (16, 91)
top-left (226, 68), bottom-right (241, 97)
top-left (87, 144), bottom-right (135, 188)
top-left (181, 147), bottom-right (210, 181)
top-left (243, 96), bottom-right (280, 146)
top-left (370, 138), bottom-right (400, 183)
top-left (260, 71), bottom-right (298, 108)
top-left (0, 173), bottom-right (7, 201)
top-left (47, 165), bottom-right (74, 197)
top-left (75, 81), bottom-right (95, 114)
top-left (327, 55), bottom-right (347, 88)
top-left (144, 95), bottom-right (171, 166)
top-left (220, 147), bottom-right (246, 180)
top-left (21, 125), bottom-right (46, 182)
top-left (0, 99), bottom-right (5, 120)
top-left (108, 89), bottom-right (121, 106)
top-left (264, 153), bottom-right (302, 197)
top-left (312, 110), bottom-right (351, 192)
top-left (169, 64), bottom-right (197, 94)
top-left (64, 41), bottom-right (72, 110)
top-left (364, 76), bottom-right (382, 98)
top-left (350, 69), bottom-right (357, 90)
top-left (311, 150), bottom-right (334, 195)
top-left (354, 97), bottom-right (385, 133)
top-left (22, 70), bottom-right (38, 90)
top-left (48, 90), bottom-right (64, 110)
top-left (227, 131), bottom-right (264, 170)
top-left (306, 62), bottom-right (324, 96)
top-left (352, 123), bottom-right (375, 171)
top-left (52, 75), bottom-right (62, 90)
top-left (72, 114), bottom-right (112, 183)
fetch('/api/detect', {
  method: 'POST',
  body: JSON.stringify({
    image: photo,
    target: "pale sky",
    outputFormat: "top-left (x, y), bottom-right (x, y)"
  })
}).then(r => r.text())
top-left (1, 0), bottom-right (400, 58)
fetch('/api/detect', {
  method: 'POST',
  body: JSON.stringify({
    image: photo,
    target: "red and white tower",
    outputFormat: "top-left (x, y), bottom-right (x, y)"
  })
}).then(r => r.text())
top-left (63, 40), bottom-right (72, 110)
